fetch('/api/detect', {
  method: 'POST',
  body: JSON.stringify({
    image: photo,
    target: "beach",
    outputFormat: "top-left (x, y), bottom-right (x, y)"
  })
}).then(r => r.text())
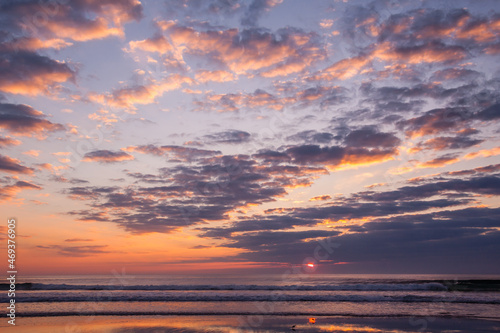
top-left (2, 274), bottom-right (500, 332)
top-left (3, 315), bottom-right (500, 333)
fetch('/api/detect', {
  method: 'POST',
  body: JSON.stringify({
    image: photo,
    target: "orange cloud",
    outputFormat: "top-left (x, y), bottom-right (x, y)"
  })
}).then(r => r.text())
top-left (0, 180), bottom-right (41, 202)
top-left (309, 55), bottom-right (371, 81)
top-left (128, 35), bottom-right (172, 53)
top-left (309, 195), bottom-right (332, 201)
top-left (95, 75), bottom-right (195, 110)
top-left (3, 37), bottom-right (73, 51)
top-left (0, 136), bottom-right (21, 147)
top-left (0, 60), bottom-right (75, 96)
top-left (160, 21), bottom-right (325, 77)
top-left (17, 0), bottom-right (143, 42)
top-left (22, 150), bottom-right (40, 157)
top-left (195, 70), bottom-right (235, 83)
top-left (372, 41), bottom-right (466, 64)
top-left (464, 147), bottom-right (500, 160)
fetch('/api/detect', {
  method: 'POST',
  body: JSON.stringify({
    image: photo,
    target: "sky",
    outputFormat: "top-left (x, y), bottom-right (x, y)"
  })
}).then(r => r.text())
top-left (1, 0), bottom-right (500, 275)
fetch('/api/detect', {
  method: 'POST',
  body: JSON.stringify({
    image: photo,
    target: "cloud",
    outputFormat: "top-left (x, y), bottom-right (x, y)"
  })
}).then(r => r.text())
top-left (476, 103), bottom-right (500, 121)
top-left (285, 144), bottom-right (397, 170)
top-left (22, 150), bottom-right (40, 157)
top-left (0, 0), bottom-right (143, 98)
top-left (125, 145), bottom-right (221, 161)
top-left (202, 130), bottom-right (251, 144)
top-left (397, 107), bottom-right (472, 138)
top-left (0, 37), bottom-right (73, 51)
top-left (464, 147), bottom-right (500, 160)
top-left (241, 0), bottom-right (282, 26)
top-left (0, 102), bottom-right (65, 136)
top-left (416, 154), bottom-right (460, 169)
top-left (0, 179), bottom-right (41, 202)
top-left (196, 89), bottom-right (288, 112)
top-left (0, 136), bottom-right (21, 148)
top-left (0, 155), bottom-right (34, 174)
top-left (373, 41), bottom-right (467, 64)
top-left (64, 238), bottom-right (94, 242)
top-left (83, 150), bottom-right (134, 163)
top-left (0, 52), bottom-right (76, 96)
top-left (309, 55), bottom-right (371, 81)
top-left (160, 22), bottom-right (325, 77)
top-left (1, 0), bottom-right (143, 42)
top-left (357, 175), bottom-right (500, 202)
top-left (310, 195), bottom-right (332, 202)
top-left (418, 136), bottom-right (483, 151)
top-left (195, 70), bottom-right (235, 83)
top-left (287, 130), bottom-right (335, 144)
top-left (430, 68), bottom-right (483, 83)
top-left (343, 127), bottom-right (401, 148)
top-left (66, 152), bottom-right (328, 234)
top-left (92, 75), bottom-right (194, 110)
top-left (128, 34), bottom-right (172, 53)
top-left (36, 245), bottom-right (110, 257)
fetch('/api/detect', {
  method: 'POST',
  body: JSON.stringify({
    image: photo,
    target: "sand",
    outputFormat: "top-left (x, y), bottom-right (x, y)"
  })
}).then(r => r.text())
top-left (1, 315), bottom-right (499, 332)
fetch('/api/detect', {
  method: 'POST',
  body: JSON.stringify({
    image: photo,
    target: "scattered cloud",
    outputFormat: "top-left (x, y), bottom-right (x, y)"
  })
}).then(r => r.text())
top-left (83, 150), bottom-right (134, 163)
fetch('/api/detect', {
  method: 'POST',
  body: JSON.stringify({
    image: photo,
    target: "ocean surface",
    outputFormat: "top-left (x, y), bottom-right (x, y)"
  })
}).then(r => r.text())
top-left (2, 274), bottom-right (500, 331)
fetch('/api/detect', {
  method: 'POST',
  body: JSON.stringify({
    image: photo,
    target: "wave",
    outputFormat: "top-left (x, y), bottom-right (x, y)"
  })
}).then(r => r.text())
top-left (12, 311), bottom-right (500, 320)
top-left (1, 282), bottom-right (451, 291)
top-left (6, 293), bottom-right (500, 304)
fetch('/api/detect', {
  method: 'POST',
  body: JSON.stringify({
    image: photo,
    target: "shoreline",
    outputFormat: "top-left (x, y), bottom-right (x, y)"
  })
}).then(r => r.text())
top-left (2, 315), bottom-right (500, 332)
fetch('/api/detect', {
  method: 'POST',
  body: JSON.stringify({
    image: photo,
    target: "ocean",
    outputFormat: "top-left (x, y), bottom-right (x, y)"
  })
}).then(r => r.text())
top-left (2, 274), bottom-right (500, 332)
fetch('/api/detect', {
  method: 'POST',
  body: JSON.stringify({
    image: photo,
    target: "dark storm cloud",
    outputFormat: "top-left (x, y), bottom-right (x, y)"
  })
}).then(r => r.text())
top-left (0, 102), bottom-right (65, 136)
top-left (202, 130), bottom-right (251, 144)
top-left (83, 150), bottom-right (134, 163)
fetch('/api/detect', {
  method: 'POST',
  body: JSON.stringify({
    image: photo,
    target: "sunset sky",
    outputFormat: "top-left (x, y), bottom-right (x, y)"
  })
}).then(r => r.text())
top-left (1, 0), bottom-right (500, 275)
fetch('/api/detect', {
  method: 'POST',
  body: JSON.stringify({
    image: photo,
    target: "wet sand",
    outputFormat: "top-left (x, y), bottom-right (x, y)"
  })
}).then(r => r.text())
top-left (2, 315), bottom-right (500, 332)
